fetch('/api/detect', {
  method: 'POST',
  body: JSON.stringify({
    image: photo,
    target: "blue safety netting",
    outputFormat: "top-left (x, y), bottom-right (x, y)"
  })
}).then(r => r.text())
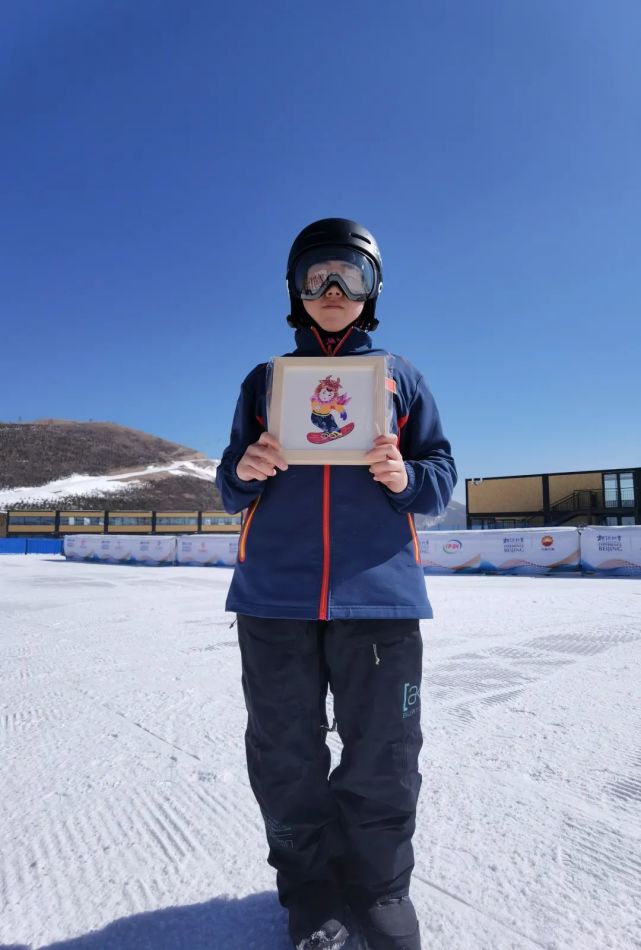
top-left (0, 538), bottom-right (28, 554)
top-left (0, 538), bottom-right (64, 555)
top-left (26, 538), bottom-right (64, 554)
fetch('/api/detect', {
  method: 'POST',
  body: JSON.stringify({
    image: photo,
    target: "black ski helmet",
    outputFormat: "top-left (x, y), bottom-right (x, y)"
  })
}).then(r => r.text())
top-left (286, 217), bottom-right (383, 331)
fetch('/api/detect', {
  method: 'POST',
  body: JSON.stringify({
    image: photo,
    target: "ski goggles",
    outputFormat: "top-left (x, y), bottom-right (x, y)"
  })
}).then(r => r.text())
top-left (290, 246), bottom-right (380, 301)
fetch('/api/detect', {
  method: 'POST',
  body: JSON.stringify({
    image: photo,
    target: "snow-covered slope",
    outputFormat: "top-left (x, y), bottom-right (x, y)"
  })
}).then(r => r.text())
top-left (0, 457), bottom-right (219, 507)
top-left (1, 559), bottom-right (640, 949)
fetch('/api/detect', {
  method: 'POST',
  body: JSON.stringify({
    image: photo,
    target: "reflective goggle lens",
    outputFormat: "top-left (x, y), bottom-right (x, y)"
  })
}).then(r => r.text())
top-left (293, 247), bottom-right (377, 301)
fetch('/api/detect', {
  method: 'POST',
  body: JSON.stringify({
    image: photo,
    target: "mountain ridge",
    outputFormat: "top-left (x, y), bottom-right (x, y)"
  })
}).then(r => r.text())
top-left (0, 419), bottom-right (466, 525)
top-left (0, 420), bottom-right (222, 510)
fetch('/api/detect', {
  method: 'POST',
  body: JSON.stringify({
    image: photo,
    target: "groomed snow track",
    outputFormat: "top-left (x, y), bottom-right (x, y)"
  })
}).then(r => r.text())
top-left (1, 556), bottom-right (640, 949)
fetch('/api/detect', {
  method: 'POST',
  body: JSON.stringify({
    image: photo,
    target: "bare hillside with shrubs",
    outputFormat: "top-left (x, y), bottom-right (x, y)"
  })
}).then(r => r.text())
top-left (0, 420), bottom-right (204, 489)
top-left (0, 420), bottom-right (222, 511)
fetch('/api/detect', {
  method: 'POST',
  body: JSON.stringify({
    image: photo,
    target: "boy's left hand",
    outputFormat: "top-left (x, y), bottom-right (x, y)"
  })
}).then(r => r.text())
top-left (365, 434), bottom-right (408, 493)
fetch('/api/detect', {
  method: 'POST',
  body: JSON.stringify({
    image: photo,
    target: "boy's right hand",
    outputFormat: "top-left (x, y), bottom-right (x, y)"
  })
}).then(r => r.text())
top-left (236, 432), bottom-right (289, 482)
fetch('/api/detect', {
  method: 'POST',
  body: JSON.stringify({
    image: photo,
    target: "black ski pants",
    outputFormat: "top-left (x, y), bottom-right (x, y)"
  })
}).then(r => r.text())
top-left (237, 615), bottom-right (423, 908)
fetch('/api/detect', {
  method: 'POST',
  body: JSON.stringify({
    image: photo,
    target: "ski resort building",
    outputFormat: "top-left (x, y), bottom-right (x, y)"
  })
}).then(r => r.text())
top-left (0, 509), bottom-right (242, 537)
top-left (466, 467), bottom-right (640, 530)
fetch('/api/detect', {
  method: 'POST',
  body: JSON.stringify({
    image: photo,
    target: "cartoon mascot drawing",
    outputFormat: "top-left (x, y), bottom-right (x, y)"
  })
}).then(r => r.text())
top-left (307, 375), bottom-right (355, 444)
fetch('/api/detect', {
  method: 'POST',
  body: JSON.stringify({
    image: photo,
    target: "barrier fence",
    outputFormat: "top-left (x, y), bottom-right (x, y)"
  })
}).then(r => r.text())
top-left (0, 538), bottom-right (64, 555)
top-left (57, 526), bottom-right (641, 575)
top-left (418, 526), bottom-right (581, 574)
top-left (2, 528), bottom-right (639, 575)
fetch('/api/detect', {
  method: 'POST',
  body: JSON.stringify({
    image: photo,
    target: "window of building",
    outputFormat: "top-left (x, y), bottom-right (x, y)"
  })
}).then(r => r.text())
top-left (156, 517), bottom-right (198, 525)
top-left (109, 517), bottom-right (151, 526)
top-left (469, 517), bottom-right (531, 530)
top-left (603, 474), bottom-right (618, 508)
top-left (60, 516), bottom-right (102, 526)
top-left (620, 472), bottom-right (634, 507)
top-left (604, 472), bottom-right (635, 508)
top-left (10, 515), bottom-right (55, 526)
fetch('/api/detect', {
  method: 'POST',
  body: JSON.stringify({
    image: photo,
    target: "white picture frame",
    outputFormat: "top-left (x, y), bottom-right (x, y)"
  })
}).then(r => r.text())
top-left (268, 355), bottom-right (389, 464)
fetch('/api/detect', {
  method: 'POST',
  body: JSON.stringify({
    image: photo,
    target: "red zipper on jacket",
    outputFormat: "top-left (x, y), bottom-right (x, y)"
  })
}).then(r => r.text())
top-left (238, 496), bottom-right (260, 563)
top-left (319, 465), bottom-right (331, 619)
top-left (310, 325), bottom-right (354, 357)
top-left (407, 512), bottom-right (420, 563)
top-left (310, 325), bottom-right (354, 619)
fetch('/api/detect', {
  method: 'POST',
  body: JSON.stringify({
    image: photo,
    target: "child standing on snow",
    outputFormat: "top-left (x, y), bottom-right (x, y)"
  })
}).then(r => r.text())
top-left (216, 218), bottom-right (456, 950)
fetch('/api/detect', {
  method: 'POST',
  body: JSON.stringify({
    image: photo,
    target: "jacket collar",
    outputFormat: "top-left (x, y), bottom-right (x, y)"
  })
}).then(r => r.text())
top-left (291, 326), bottom-right (374, 357)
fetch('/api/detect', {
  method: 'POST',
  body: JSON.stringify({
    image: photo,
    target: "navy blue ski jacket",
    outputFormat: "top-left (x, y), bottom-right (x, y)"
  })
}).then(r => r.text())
top-left (215, 325), bottom-right (457, 620)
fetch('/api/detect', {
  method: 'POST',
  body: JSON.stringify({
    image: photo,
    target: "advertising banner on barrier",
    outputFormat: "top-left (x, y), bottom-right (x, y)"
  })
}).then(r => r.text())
top-left (64, 535), bottom-right (101, 560)
top-left (176, 535), bottom-right (239, 566)
top-left (64, 535), bottom-right (176, 565)
top-left (580, 526), bottom-right (641, 574)
top-left (419, 527), bottom-right (581, 574)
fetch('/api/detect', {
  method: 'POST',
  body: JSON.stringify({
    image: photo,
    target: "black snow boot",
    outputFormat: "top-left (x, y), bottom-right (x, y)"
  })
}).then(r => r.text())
top-left (356, 895), bottom-right (420, 950)
top-left (287, 885), bottom-right (350, 950)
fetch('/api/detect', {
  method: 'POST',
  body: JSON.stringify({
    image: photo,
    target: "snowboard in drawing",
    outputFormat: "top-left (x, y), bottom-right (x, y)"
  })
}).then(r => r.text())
top-left (307, 375), bottom-right (355, 445)
top-left (306, 422), bottom-right (355, 444)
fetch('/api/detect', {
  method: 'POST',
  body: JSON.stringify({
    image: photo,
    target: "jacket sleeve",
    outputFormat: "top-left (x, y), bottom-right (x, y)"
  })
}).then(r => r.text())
top-left (384, 372), bottom-right (457, 516)
top-left (215, 366), bottom-right (268, 514)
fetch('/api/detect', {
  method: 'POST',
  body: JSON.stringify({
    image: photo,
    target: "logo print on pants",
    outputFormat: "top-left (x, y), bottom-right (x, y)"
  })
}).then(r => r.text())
top-left (402, 682), bottom-right (421, 718)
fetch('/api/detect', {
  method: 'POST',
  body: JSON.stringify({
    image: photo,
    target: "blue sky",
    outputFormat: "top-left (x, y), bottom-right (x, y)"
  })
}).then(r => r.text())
top-left (2, 0), bottom-right (640, 503)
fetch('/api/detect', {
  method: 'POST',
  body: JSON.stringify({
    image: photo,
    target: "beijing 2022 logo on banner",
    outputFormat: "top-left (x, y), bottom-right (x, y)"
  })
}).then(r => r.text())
top-left (597, 534), bottom-right (623, 552)
top-left (503, 536), bottom-right (525, 553)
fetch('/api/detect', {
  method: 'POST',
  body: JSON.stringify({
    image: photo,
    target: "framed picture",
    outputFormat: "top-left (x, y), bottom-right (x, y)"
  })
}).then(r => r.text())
top-left (268, 355), bottom-right (389, 464)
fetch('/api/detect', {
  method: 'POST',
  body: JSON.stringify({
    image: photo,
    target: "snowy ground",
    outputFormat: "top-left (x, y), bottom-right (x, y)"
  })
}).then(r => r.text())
top-left (1, 556), bottom-right (640, 950)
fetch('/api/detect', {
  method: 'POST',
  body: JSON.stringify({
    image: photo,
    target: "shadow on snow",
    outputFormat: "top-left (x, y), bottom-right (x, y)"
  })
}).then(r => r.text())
top-left (5, 891), bottom-right (289, 950)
